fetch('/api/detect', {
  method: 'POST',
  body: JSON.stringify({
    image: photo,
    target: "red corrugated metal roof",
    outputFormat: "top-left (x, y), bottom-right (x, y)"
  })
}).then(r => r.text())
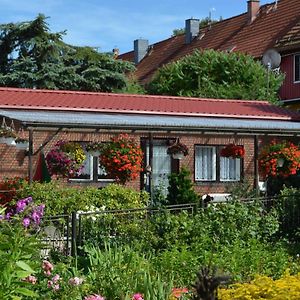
top-left (119, 0), bottom-right (300, 83)
top-left (0, 87), bottom-right (298, 121)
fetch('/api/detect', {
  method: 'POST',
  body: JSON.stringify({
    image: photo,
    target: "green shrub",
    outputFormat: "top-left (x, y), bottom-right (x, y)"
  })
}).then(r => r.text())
top-left (0, 207), bottom-right (40, 299)
top-left (18, 182), bottom-right (149, 216)
top-left (83, 244), bottom-right (172, 300)
top-left (167, 168), bottom-right (199, 205)
top-left (278, 186), bottom-right (300, 240)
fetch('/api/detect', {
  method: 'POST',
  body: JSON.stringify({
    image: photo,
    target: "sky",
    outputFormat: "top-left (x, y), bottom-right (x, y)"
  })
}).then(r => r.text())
top-left (0, 0), bottom-right (271, 54)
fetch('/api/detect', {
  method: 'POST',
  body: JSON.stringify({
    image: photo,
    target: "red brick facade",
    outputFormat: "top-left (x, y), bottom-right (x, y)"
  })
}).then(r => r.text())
top-left (0, 129), bottom-right (258, 195)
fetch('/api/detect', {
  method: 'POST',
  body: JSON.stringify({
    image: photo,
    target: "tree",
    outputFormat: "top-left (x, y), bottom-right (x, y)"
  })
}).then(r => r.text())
top-left (166, 167), bottom-right (199, 205)
top-left (0, 15), bottom-right (135, 92)
top-left (147, 49), bottom-right (284, 104)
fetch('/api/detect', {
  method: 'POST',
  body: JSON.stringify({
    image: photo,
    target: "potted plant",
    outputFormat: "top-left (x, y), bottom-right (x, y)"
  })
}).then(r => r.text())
top-left (15, 137), bottom-right (29, 150)
top-left (0, 127), bottom-right (17, 146)
top-left (220, 144), bottom-right (245, 159)
top-left (46, 140), bottom-right (86, 178)
top-left (85, 142), bottom-right (102, 157)
top-left (167, 139), bottom-right (189, 159)
top-left (259, 140), bottom-right (300, 179)
top-left (99, 134), bottom-right (143, 184)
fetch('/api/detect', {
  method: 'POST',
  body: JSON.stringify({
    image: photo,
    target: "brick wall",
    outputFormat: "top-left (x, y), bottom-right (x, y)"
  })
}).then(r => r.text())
top-left (0, 129), bottom-right (258, 195)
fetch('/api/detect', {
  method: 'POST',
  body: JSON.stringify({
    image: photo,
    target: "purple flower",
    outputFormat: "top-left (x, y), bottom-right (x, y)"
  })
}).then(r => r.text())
top-left (16, 199), bottom-right (27, 213)
top-left (22, 217), bottom-right (30, 228)
top-left (5, 212), bottom-right (12, 220)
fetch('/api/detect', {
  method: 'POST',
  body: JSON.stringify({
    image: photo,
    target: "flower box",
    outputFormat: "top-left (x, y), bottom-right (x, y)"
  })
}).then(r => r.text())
top-left (259, 140), bottom-right (300, 178)
top-left (0, 137), bottom-right (16, 146)
top-left (167, 140), bottom-right (189, 159)
top-left (220, 144), bottom-right (245, 158)
top-left (0, 127), bottom-right (17, 146)
top-left (85, 142), bottom-right (102, 157)
top-left (15, 138), bottom-right (29, 150)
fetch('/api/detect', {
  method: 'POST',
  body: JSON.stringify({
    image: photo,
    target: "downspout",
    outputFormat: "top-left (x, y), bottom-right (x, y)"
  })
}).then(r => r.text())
top-left (28, 129), bottom-right (34, 184)
top-left (149, 132), bottom-right (153, 202)
top-left (254, 135), bottom-right (259, 196)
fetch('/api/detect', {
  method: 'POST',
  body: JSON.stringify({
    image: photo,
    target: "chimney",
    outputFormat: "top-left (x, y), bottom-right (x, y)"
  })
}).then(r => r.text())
top-left (247, 0), bottom-right (260, 24)
top-left (134, 39), bottom-right (149, 64)
top-left (112, 48), bottom-right (119, 59)
top-left (185, 18), bottom-right (200, 44)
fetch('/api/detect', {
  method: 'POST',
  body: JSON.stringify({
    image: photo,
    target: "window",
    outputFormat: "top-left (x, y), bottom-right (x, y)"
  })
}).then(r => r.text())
top-left (195, 145), bottom-right (242, 182)
top-left (220, 157), bottom-right (241, 181)
top-left (195, 146), bottom-right (216, 181)
top-left (71, 144), bottom-right (112, 182)
top-left (295, 54), bottom-right (300, 82)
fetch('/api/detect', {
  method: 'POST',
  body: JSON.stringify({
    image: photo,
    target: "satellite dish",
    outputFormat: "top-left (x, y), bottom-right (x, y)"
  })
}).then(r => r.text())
top-left (262, 49), bottom-right (281, 69)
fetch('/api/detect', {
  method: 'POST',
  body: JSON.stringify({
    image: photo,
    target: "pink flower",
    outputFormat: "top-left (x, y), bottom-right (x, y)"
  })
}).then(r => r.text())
top-left (69, 277), bottom-right (83, 286)
top-left (132, 293), bottom-right (144, 300)
top-left (23, 275), bottom-right (37, 284)
top-left (52, 274), bottom-right (60, 282)
top-left (84, 294), bottom-right (105, 300)
top-left (42, 260), bottom-right (53, 276)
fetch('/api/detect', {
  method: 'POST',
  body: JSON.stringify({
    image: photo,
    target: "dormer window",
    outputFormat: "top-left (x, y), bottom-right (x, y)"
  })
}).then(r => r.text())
top-left (295, 54), bottom-right (300, 82)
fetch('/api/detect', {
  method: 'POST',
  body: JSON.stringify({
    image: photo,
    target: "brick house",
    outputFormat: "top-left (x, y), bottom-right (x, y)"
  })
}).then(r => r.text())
top-left (119, 0), bottom-right (300, 105)
top-left (1, 87), bottom-right (300, 197)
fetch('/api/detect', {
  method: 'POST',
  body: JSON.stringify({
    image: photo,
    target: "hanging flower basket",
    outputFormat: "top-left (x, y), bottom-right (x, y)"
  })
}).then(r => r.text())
top-left (99, 134), bottom-right (143, 184)
top-left (259, 140), bottom-right (300, 179)
top-left (46, 140), bottom-right (86, 178)
top-left (15, 137), bottom-right (29, 150)
top-left (220, 144), bottom-right (245, 159)
top-left (85, 142), bottom-right (102, 157)
top-left (167, 140), bottom-right (189, 159)
top-left (0, 128), bottom-right (17, 146)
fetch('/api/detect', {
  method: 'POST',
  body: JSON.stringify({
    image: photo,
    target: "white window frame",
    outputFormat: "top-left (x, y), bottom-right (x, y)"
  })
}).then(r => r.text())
top-left (195, 146), bottom-right (217, 181)
top-left (220, 156), bottom-right (241, 182)
top-left (294, 54), bottom-right (300, 83)
top-left (195, 145), bottom-right (242, 183)
top-left (70, 145), bottom-right (113, 183)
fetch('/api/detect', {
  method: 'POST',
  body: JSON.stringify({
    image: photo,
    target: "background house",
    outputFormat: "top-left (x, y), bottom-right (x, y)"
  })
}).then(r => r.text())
top-left (119, 0), bottom-right (300, 105)
top-left (1, 87), bottom-right (300, 197)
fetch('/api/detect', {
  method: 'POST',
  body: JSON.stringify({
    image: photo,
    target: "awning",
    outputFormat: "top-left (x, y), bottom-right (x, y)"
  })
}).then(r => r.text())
top-left (0, 109), bottom-right (300, 135)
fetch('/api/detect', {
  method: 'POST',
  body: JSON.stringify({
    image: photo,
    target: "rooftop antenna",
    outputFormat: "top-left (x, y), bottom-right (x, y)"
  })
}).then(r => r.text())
top-left (208, 7), bottom-right (216, 29)
top-left (262, 48), bottom-right (281, 98)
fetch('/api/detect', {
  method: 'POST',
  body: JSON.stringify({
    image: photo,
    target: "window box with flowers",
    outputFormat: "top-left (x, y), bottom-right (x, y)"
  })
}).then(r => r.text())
top-left (15, 137), bottom-right (29, 150)
top-left (0, 127), bottom-right (17, 146)
top-left (167, 140), bottom-right (189, 160)
top-left (85, 142), bottom-right (102, 157)
top-left (99, 134), bottom-right (143, 184)
top-left (220, 144), bottom-right (245, 159)
top-left (46, 140), bottom-right (86, 178)
top-left (259, 140), bottom-right (300, 179)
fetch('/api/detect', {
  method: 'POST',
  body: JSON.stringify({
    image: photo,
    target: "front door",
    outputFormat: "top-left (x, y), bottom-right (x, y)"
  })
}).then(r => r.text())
top-left (144, 140), bottom-right (172, 196)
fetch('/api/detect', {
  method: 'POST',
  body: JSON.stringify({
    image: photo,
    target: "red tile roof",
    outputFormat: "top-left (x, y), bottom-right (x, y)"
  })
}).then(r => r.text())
top-left (0, 87), bottom-right (298, 121)
top-left (119, 0), bottom-right (300, 83)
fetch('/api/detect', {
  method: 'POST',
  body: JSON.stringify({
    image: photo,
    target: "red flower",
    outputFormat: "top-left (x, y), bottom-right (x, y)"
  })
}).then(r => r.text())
top-left (99, 134), bottom-right (143, 184)
top-left (220, 144), bottom-right (245, 158)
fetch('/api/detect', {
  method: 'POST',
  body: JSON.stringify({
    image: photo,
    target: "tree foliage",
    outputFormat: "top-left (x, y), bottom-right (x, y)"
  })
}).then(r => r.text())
top-left (147, 49), bottom-right (284, 104)
top-left (0, 14), bottom-right (135, 92)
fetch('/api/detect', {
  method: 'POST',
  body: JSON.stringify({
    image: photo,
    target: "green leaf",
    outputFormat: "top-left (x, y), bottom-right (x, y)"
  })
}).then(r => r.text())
top-left (15, 270), bottom-right (32, 279)
top-left (15, 287), bottom-right (38, 297)
top-left (16, 261), bottom-right (35, 273)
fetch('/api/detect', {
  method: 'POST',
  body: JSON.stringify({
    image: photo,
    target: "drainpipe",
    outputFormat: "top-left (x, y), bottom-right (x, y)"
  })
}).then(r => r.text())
top-left (28, 129), bottom-right (34, 184)
top-left (149, 132), bottom-right (153, 202)
top-left (254, 135), bottom-right (259, 196)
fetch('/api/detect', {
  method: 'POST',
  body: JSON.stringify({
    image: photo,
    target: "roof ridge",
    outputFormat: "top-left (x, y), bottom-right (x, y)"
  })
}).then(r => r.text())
top-left (0, 87), bottom-right (272, 104)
